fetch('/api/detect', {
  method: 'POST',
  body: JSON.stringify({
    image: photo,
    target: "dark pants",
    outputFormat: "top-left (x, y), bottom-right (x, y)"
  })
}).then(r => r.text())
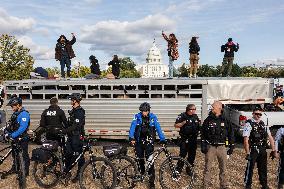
top-left (244, 146), bottom-right (267, 188)
top-left (64, 135), bottom-right (85, 174)
top-left (135, 142), bottom-right (155, 184)
top-left (112, 67), bottom-right (120, 78)
top-left (177, 138), bottom-right (197, 170)
top-left (279, 152), bottom-right (284, 185)
top-left (60, 57), bottom-right (71, 78)
top-left (12, 140), bottom-right (30, 175)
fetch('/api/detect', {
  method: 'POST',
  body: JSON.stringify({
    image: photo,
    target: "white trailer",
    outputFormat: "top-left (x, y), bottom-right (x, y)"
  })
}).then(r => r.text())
top-left (3, 77), bottom-right (274, 139)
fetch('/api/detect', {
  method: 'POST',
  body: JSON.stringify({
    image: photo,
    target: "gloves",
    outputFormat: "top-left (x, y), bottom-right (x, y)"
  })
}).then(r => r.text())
top-left (227, 145), bottom-right (234, 155)
top-left (245, 154), bottom-right (251, 161)
top-left (270, 150), bottom-right (277, 160)
top-left (201, 142), bottom-right (208, 154)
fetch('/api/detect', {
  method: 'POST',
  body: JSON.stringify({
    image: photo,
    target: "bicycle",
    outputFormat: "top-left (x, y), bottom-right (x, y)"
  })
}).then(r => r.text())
top-left (32, 134), bottom-right (117, 189)
top-left (0, 135), bottom-right (26, 189)
top-left (105, 139), bottom-right (195, 189)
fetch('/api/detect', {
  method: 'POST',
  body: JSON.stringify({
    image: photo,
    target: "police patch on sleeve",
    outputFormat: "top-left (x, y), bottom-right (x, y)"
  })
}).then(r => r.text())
top-left (22, 118), bottom-right (27, 122)
top-left (75, 119), bottom-right (80, 123)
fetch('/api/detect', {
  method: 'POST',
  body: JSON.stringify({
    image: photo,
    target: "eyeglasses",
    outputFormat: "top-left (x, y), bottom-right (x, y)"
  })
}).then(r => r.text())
top-left (254, 113), bottom-right (262, 116)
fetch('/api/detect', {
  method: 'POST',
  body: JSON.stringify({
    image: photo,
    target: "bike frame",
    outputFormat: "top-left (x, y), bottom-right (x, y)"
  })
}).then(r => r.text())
top-left (0, 145), bottom-right (12, 164)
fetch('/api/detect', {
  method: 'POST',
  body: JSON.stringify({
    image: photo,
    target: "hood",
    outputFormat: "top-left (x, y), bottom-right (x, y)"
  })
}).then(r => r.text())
top-left (57, 35), bottom-right (68, 43)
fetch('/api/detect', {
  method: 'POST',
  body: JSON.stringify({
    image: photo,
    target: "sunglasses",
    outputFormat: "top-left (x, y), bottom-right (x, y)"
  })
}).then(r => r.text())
top-left (254, 113), bottom-right (262, 116)
top-left (189, 108), bottom-right (196, 110)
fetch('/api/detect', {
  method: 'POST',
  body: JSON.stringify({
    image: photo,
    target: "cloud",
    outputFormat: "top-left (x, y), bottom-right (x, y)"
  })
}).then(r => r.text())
top-left (80, 14), bottom-right (175, 56)
top-left (0, 7), bottom-right (35, 35)
top-left (18, 36), bottom-right (54, 60)
top-left (84, 0), bottom-right (102, 5)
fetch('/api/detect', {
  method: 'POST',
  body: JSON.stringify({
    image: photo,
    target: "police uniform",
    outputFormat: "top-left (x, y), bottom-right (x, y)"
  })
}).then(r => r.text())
top-left (175, 112), bottom-right (200, 170)
top-left (243, 118), bottom-right (270, 188)
top-left (274, 127), bottom-right (284, 187)
top-left (201, 112), bottom-right (234, 189)
top-left (40, 104), bottom-right (67, 141)
top-left (129, 112), bottom-right (166, 186)
top-left (7, 108), bottom-right (30, 175)
top-left (64, 106), bottom-right (85, 172)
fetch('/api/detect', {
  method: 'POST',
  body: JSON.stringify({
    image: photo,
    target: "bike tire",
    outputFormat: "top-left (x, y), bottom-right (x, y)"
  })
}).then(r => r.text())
top-left (16, 151), bottom-right (26, 189)
top-left (33, 154), bottom-right (60, 188)
top-left (159, 156), bottom-right (194, 189)
top-left (79, 156), bottom-right (117, 189)
top-left (108, 155), bottom-right (139, 189)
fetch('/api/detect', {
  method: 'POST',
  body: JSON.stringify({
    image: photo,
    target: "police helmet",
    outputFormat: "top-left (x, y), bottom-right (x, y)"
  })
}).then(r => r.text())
top-left (68, 93), bottom-right (82, 102)
top-left (139, 102), bottom-right (151, 112)
top-left (7, 97), bottom-right (22, 106)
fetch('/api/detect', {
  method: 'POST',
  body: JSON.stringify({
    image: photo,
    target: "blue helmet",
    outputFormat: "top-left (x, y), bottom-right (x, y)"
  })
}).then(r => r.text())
top-left (7, 97), bottom-right (22, 106)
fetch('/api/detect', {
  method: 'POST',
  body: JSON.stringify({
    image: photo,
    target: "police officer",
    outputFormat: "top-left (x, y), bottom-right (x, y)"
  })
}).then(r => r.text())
top-left (63, 93), bottom-right (85, 183)
top-left (275, 126), bottom-right (284, 189)
top-left (3, 96), bottom-right (30, 177)
top-left (201, 101), bottom-right (234, 189)
top-left (129, 102), bottom-right (166, 189)
top-left (39, 97), bottom-right (67, 142)
top-left (175, 104), bottom-right (200, 175)
top-left (243, 107), bottom-right (277, 189)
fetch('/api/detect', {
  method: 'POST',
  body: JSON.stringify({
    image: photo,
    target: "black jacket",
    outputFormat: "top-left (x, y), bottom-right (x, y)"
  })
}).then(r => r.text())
top-left (40, 105), bottom-right (67, 129)
top-left (90, 59), bottom-right (101, 75)
top-left (64, 106), bottom-right (85, 135)
top-left (221, 42), bottom-right (239, 57)
top-left (201, 112), bottom-right (234, 146)
top-left (108, 60), bottom-right (120, 77)
top-left (189, 42), bottom-right (200, 54)
top-left (55, 35), bottom-right (76, 60)
top-left (175, 112), bottom-right (200, 138)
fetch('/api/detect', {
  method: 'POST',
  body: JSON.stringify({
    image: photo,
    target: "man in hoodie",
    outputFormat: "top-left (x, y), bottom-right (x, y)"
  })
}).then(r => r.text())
top-left (55, 33), bottom-right (76, 78)
top-left (201, 101), bottom-right (234, 189)
top-left (220, 38), bottom-right (239, 77)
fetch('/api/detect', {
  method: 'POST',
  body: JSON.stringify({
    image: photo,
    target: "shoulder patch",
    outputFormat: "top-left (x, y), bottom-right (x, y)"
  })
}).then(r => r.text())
top-left (75, 119), bottom-right (80, 123)
top-left (22, 118), bottom-right (27, 122)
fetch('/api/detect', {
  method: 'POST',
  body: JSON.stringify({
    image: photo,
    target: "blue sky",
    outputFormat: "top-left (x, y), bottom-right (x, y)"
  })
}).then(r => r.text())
top-left (0, 0), bottom-right (283, 69)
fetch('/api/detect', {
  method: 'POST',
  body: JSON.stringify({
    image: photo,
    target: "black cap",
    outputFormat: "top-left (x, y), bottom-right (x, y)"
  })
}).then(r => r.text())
top-left (7, 97), bottom-right (22, 106)
top-left (68, 93), bottom-right (82, 102)
top-left (228, 38), bottom-right (233, 42)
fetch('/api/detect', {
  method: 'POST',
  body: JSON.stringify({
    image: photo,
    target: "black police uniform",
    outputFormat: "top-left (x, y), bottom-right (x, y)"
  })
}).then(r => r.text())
top-left (175, 112), bottom-right (200, 169)
top-left (201, 112), bottom-right (234, 149)
top-left (40, 105), bottom-right (67, 141)
top-left (64, 106), bottom-right (85, 172)
top-left (244, 119), bottom-right (269, 188)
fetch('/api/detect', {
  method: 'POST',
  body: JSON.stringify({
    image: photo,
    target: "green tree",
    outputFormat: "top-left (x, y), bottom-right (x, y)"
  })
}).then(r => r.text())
top-left (230, 64), bottom-right (242, 77)
top-left (119, 57), bottom-right (141, 78)
top-left (0, 34), bottom-right (34, 80)
top-left (197, 64), bottom-right (218, 77)
top-left (177, 63), bottom-right (188, 77)
top-left (46, 67), bottom-right (60, 77)
top-left (70, 66), bottom-right (91, 78)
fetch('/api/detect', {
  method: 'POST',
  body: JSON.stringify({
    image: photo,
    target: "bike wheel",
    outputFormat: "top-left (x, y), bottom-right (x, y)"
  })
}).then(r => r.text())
top-left (159, 156), bottom-right (194, 189)
top-left (79, 156), bottom-right (117, 189)
top-left (33, 156), bottom-right (60, 188)
top-left (109, 155), bottom-right (139, 189)
top-left (16, 151), bottom-right (26, 189)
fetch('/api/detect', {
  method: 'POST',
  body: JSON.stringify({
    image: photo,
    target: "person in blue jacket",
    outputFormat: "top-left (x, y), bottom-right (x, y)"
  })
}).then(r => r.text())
top-left (3, 96), bottom-right (30, 177)
top-left (129, 102), bottom-right (166, 189)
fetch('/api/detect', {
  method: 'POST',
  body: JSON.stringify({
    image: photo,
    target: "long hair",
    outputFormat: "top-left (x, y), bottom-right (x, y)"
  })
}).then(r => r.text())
top-left (169, 33), bottom-right (178, 43)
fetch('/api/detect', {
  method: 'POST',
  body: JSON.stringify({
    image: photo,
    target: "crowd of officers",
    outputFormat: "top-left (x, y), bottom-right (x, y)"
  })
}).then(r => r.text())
top-left (3, 95), bottom-right (284, 189)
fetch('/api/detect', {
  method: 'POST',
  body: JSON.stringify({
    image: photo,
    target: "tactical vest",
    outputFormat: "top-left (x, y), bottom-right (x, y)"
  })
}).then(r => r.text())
top-left (68, 107), bottom-right (85, 135)
top-left (180, 113), bottom-right (199, 137)
top-left (135, 116), bottom-right (156, 143)
top-left (7, 109), bottom-right (30, 137)
top-left (247, 119), bottom-right (267, 147)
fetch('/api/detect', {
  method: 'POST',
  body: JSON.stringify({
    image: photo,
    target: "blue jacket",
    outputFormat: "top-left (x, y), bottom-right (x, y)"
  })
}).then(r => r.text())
top-left (129, 112), bottom-right (166, 142)
top-left (10, 108), bottom-right (30, 139)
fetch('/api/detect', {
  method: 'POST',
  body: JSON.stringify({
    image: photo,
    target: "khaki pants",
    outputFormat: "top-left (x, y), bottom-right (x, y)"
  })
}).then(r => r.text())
top-left (189, 53), bottom-right (199, 76)
top-left (203, 145), bottom-right (228, 189)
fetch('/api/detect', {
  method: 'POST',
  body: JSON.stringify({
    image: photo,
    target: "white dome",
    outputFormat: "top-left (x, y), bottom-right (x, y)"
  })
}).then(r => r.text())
top-left (146, 41), bottom-right (162, 64)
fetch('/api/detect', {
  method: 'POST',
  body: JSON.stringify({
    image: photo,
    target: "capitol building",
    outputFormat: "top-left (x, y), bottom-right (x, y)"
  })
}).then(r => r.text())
top-left (136, 41), bottom-right (168, 78)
